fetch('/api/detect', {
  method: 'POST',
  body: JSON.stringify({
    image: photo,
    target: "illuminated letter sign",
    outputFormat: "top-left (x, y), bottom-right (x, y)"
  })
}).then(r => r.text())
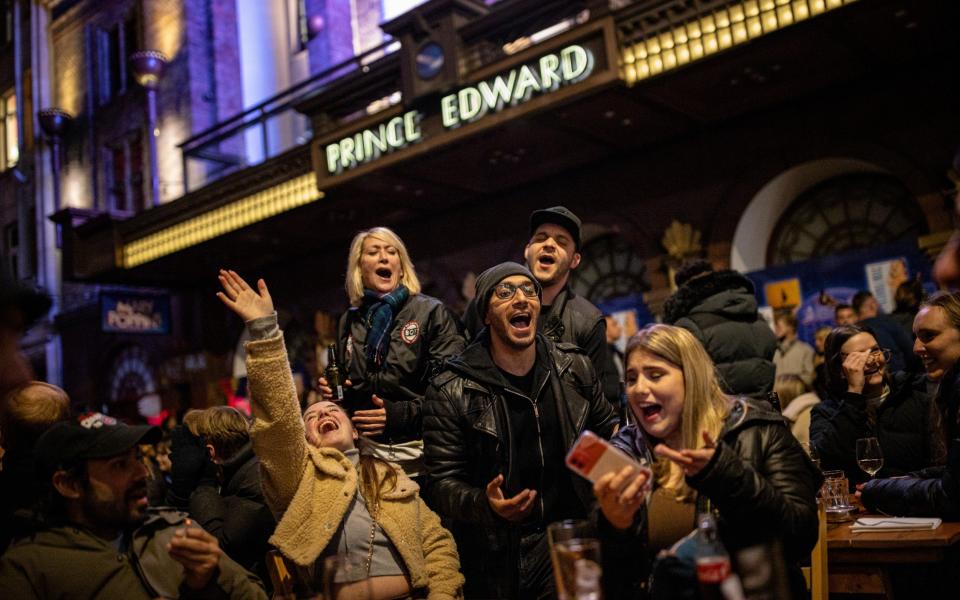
top-left (324, 110), bottom-right (423, 175)
top-left (440, 44), bottom-right (595, 129)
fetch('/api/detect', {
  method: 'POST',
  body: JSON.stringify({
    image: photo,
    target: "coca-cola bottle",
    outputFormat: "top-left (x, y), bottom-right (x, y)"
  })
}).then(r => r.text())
top-left (695, 512), bottom-right (744, 600)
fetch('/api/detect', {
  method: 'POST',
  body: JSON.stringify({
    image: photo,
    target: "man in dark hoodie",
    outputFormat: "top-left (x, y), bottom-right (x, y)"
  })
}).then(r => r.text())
top-left (662, 259), bottom-right (777, 399)
top-left (425, 262), bottom-right (619, 600)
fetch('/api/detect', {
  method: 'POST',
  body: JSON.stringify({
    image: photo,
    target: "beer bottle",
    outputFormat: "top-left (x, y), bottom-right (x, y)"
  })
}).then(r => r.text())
top-left (325, 344), bottom-right (344, 402)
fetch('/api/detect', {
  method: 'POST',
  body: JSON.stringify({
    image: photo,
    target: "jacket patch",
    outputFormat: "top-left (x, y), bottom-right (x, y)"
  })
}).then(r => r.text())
top-left (401, 321), bottom-right (420, 345)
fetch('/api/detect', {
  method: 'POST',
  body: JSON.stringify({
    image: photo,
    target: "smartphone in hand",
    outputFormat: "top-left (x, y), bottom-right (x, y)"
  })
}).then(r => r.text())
top-left (566, 430), bottom-right (652, 485)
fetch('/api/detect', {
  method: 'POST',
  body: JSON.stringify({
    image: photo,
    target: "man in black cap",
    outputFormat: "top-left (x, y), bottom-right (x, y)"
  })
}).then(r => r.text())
top-left (463, 206), bottom-right (618, 406)
top-left (425, 262), bottom-right (619, 599)
top-left (0, 263), bottom-right (51, 396)
top-left (0, 412), bottom-right (266, 599)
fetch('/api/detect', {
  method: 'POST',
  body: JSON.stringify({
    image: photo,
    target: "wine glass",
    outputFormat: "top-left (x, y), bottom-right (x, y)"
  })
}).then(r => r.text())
top-left (856, 437), bottom-right (883, 478)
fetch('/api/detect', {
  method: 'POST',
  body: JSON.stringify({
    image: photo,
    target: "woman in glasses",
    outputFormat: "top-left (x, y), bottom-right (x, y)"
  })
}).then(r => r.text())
top-left (810, 324), bottom-right (934, 485)
top-left (318, 227), bottom-right (465, 480)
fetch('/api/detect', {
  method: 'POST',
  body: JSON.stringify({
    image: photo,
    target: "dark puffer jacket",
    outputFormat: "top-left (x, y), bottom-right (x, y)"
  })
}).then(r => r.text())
top-left (423, 333), bottom-right (618, 599)
top-left (604, 399), bottom-right (822, 599)
top-left (810, 371), bottom-right (934, 486)
top-left (861, 365), bottom-right (960, 518)
top-left (338, 293), bottom-right (465, 442)
top-left (662, 271), bottom-right (777, 398)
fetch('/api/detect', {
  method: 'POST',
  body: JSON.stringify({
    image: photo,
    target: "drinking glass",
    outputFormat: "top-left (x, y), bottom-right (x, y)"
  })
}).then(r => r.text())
top-left (322, 555), bottom-right (372, 600)
top-left (820, 470), bottom-right (853, 510)
top-left (856, 437), bottom-right (884, 478)
top-left (547, 520), bottom-right (600, 600)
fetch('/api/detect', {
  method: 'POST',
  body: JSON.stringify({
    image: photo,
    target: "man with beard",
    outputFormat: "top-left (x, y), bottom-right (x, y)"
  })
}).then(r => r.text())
top-left (0, 412), bottom-right (266, 599)
top-left (463, 206), bottom-right (617, 405)
top-left (425, 262), bottom-right (619, 599)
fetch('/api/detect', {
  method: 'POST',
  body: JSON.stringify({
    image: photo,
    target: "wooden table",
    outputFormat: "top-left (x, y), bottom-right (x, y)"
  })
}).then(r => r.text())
top-left (825, 517), bottom-right (960, 597)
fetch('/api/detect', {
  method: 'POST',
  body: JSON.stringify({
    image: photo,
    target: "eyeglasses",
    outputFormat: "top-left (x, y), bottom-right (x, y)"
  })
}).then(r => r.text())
top-left (493, 281), bottom-right (538, 301)
top-left (839, 347), bottom-right (892, 362)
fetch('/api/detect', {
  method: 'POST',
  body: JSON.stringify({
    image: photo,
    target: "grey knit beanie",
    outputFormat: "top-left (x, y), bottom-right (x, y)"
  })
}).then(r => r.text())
top-left (474, 262), bottom-right (541, 322)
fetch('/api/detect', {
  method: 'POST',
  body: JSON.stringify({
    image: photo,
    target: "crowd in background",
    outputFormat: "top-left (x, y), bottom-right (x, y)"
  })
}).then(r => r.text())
top-left (2, 199), bottom-right (960, 599)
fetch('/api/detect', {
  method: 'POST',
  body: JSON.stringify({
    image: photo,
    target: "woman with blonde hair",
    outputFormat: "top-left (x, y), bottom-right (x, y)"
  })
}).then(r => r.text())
top-left (217, 270), bottom-right (463, 600)
top-left (595, 324), bottom-right (821, 598)
top-left (319, 227), bottom-right (464, 478)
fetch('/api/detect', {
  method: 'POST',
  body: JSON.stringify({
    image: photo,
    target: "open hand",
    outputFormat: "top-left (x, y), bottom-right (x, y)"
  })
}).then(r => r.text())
top-left (486, 474), bottom-right (537, 522)
top-left (594, 465), bottom-right (650, 530)
top-left (167, 520), bottom-right (221, 590)
top-left (352, 394), bottom-right (387, 436)
top-left (216, 269), bottom-right (274, 322)
top-left (655, 431), bottom-right (717, 477)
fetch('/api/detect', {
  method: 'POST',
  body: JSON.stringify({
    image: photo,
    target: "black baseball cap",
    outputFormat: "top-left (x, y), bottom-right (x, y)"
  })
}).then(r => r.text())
top-left (529, 206), bottom-right (582, 251)
top-left (35, 412), bottom-right (161, 475)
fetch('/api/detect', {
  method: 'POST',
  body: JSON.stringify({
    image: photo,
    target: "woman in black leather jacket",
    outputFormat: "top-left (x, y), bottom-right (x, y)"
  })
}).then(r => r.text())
top-left (317, 227), bottom-right (465, 478)
top-left (594, 324), bottom-right (821, 598)
top-left (861, 291), bottom-right (960, 518)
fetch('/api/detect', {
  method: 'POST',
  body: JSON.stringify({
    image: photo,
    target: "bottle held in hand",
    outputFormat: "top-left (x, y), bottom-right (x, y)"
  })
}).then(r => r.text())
top-left (325, 344), bottom-right (344, 402)
top-left (695, 513), bottom-right (745, 600)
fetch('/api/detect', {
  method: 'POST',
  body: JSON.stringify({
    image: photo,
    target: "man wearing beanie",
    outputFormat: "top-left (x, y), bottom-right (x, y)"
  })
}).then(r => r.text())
top-left (425, 262), bottom-right (618, 599)
top-left (463, 206), bottom-right (618, 407)
top-left (0, 413), bottom-right (266, 599)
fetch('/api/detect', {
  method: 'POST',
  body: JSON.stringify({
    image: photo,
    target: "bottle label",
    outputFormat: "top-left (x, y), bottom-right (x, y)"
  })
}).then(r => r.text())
top-left (335, 385), bottom-right (344, 401)
top-left (696, 557), bottom-right (731, 584)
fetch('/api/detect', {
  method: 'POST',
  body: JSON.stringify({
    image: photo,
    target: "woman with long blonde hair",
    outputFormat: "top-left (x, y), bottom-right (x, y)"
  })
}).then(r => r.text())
top-left (595, 324), bottom-right (821, 598)
top-left (318, 227), bottom-right (464, 478)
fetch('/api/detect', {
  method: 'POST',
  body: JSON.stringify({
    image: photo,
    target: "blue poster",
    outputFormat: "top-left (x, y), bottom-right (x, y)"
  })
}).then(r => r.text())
top-left (101, 292), bottom-right (171, 335)
top-left (744, 238), bottom-right (935, 344)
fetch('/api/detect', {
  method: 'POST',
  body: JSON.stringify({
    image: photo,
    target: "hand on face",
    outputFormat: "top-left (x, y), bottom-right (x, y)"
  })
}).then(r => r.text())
top-left (485, 474), bottom-right (537, 522)
top-left (216, 269), bottom-right (274, 322)
top-left (167, 520), bottom-right (221, 591)
top-left (654, 431), bottom-right (717, 477)
top-left (839, 333), bottom-right (885, 394)
top-left (593, 465), bottom-right (650, 530)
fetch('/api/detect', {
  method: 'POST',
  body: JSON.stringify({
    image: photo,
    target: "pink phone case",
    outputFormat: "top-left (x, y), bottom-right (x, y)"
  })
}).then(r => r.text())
top-left (566, 430), bottom-right (651, 483)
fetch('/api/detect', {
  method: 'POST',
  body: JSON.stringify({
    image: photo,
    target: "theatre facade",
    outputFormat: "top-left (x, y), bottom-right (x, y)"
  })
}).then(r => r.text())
top-left (57, 0), bottom-right (959, 415)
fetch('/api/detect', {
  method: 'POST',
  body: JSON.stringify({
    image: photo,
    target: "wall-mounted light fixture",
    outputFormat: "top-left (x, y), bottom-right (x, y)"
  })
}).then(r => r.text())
top-left (130, 50), bottom-right (168, 208)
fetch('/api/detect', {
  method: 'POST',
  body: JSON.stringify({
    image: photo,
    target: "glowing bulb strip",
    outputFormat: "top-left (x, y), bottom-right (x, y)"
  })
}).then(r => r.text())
top-left (122, 173), bottom-right (324, 268)
top-left (620, 0), bottom-right (857, 84)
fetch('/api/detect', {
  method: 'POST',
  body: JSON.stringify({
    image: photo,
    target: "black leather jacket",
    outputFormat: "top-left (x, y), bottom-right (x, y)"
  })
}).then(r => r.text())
top-left (423, 333), bottom-right (618, 597)
top-left (605, 399), bottom-right (822, 598)
top-left (338, 293), bottom-right (465, 442)
top-left (462, 285), bottom-right (617, 405)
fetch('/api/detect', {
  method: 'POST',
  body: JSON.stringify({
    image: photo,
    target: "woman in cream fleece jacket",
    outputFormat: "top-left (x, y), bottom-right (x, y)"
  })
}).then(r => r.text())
top-left (217, 269), bottom-right (464, 600)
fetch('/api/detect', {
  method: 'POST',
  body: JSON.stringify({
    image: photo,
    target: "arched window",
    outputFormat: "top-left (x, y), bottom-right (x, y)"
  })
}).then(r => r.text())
top-left (570, 234), bottom-right (649, 303)
top-left (768, 173), bottom-right (926, 266)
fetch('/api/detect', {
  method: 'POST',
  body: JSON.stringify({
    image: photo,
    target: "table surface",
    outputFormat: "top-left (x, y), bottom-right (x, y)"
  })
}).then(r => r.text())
top-left (827, 517), bottom-right (960, 550)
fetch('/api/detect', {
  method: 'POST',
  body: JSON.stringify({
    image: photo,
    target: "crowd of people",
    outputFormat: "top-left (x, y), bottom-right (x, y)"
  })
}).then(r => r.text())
top-left (2, 203), bottom-right (960, 599)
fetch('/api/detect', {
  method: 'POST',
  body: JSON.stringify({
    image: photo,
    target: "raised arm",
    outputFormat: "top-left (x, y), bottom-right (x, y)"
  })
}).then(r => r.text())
top-left (217, 270), bottom-right (305, 513)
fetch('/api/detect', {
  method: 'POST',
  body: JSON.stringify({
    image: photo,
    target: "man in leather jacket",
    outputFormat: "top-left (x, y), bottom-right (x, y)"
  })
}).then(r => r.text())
top-left (462, 206), bottom-right (618, 407)
top-left (424, 262), bottom-right (619, 599)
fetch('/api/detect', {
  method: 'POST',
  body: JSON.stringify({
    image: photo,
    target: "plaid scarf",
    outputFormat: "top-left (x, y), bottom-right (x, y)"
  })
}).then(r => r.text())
top-left (361, 285), bottom-right (409, 371)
